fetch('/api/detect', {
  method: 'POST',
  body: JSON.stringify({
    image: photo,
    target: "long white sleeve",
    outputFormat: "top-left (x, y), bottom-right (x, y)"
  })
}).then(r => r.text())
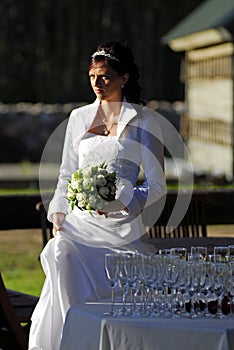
top-left (47, 110), bottom-right (83, 221)
top-left (117, 108), bottom-right (167, 216)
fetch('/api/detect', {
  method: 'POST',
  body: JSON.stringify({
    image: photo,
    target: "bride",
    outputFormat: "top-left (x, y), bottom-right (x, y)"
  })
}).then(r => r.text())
top-left (28, 41), bottom-right (166, 350)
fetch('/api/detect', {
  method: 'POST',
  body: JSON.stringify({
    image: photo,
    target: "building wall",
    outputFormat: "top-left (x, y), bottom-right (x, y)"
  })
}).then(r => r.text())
top-left (188, 79), bottom-right (233, 123)
top-left (188, 140), bottom-right (233, 180)
top-left (183, 42), bottom-right (234, 180)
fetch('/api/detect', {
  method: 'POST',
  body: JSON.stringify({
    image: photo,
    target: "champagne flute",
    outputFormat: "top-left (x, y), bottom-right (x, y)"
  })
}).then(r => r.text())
top-left (207, 254), bottom-right (222, 263)
top-left (161, 254), bottom-right (180, 317)
top-left (185, 261), bottom-right (199, 318)
top-left (117, 253), bottom-right (130, 315)
top-left (214, 246), bottom-right (230, 263)
top-left (176, 260), bottom-right (190, 317)
top-left (171, 247), bottom-right (187, 260)
top-left (212, 262), bottom-right (228, 318)
top-left (228, 246), bottom-right (234, 261)
top-left (122, 253), bottom-right (139, 316)
top-left (140, 253), bottom-right (155, 316)
top-left (159, 248), bottom-right (171, 255)
top-left (191, 246), bottom-right (207, 262)
top-left (104, 253), bottom-right (119, 316)
top-left (228, 261), bottom-right (234, 317)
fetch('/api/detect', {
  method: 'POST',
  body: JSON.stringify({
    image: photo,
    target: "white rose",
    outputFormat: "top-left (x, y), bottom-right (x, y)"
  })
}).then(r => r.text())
top-left (76, 193), bottom-right (85, 202)
top-left (71, 179), bottom-right (80, 190)
top-left (96, 174), bottom-right (107, 186)
top-left (83, 178), bottom-right (91, 189)
top-left (78, 200), bottom-right (86, 208)
top-left (98, 186), bottom-right (110, 199)
top-left (88, 195), bottom-right (97, 207)
top-left (67, 189), bottom-right (76, 200)
top-left (82, 167), bottom-right (92, 177)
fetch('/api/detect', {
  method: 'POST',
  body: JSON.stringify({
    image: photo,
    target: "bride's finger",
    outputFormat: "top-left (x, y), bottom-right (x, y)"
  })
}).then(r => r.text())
top-left (53, 225), bottom-right (64, 236)
top-left (53, 227), bottom-right (58, 237)
top-left (96, 210), bottom-right (107, 218)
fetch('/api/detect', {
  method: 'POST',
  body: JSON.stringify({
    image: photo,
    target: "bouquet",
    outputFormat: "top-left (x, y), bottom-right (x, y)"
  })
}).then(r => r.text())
top-left (67, 162), bottom-right (117, 214)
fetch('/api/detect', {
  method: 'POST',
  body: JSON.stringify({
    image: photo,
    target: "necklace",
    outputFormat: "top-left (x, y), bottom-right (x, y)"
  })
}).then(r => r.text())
top-left (97, 107), bottom-right (118, 136)
top-left (103, 119), bottom-right (115, 136)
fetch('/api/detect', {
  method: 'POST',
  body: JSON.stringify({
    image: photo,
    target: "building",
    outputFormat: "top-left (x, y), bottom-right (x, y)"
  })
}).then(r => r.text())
top-left (161, 0), bottom-right (234, 181)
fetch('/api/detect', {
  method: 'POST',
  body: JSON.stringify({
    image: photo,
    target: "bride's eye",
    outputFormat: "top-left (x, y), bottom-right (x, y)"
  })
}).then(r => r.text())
top-left (101, 75), bottom-right (110, 81)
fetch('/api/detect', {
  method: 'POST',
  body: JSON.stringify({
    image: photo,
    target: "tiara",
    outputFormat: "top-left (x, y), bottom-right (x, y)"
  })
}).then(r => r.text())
top-left (92, 50), bottom-right (120, 63)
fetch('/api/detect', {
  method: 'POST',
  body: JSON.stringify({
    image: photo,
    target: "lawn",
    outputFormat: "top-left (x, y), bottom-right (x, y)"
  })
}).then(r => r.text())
top-left (0, 228), bottom-right (45, 296)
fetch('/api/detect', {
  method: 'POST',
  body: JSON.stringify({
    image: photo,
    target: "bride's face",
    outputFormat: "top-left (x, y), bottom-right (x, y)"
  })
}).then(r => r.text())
top-left (89, 62), bottom-right (128, 102)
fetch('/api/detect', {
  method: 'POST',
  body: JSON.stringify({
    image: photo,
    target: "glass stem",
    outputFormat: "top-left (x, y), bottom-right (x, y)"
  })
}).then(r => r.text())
top-left (111, 286), bottom-right (115, 315)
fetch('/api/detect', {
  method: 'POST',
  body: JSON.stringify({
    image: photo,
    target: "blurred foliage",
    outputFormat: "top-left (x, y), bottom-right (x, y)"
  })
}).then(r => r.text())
top-left (0, 0), bottom-right (204, 103)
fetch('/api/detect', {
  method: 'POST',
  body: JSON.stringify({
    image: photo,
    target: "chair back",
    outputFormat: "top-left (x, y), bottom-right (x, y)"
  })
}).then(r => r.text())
top-left (146, 191), bottom-right (207, 239)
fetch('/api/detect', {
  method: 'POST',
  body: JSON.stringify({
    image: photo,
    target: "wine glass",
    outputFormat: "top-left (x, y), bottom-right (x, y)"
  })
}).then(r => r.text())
top-left (171, 247), bottom-right (187, 260)
top-left (122, 253), bottom-right (139, 316)
top-left (161, 254), bottom-right (180, 317)
top-left (212, 262), bottom-right (228, 318)
top-left (228, 246), bottom-right (234, 261)
top-left (207, 254), bottom-right (222, 263)
top-left (159, 248), bottom-right (171, 255)
top-left (176, 260), bottom-right (191, 317)
top-left (104, 253), bottom-right (119, 316)
top-left (199, 262), bottom-right (214, 317)
top-left (195, 261), bottom-right (211, 317)
top-left (149, 255), bottom-right (164, 318)
top-left (185, 261), bottom-right (200, 318)
top-left (190, 246), bottom-right (207, 262)
top-left (117, 253), bottom-right (131, 316)
top-left (137, 253), bottom-right (153, 316)
top-left (214, 246), bottom-right (230, 263)
top-left (228, 261), bottom-right (234, 317)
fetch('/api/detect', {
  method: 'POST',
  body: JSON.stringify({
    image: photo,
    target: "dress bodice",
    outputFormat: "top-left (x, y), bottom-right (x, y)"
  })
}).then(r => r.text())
top-left (78, 134), bottom-right (140, 186)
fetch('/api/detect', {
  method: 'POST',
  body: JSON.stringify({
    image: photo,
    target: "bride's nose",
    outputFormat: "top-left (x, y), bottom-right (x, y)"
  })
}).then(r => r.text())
top-left (93, 76), bottom-right (103, 87)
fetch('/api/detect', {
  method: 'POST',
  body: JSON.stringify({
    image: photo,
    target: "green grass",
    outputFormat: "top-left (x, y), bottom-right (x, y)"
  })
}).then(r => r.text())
top-left (0, 188), bottom-right (54, 194)
top-left (1, 179), bottom-right (234, 195)
top-left (0, 229), bottom-right (45, 296)
top-left (2, 269), bottom-right (45, 296)
top-left (0, 188), bottom-right (41, 194)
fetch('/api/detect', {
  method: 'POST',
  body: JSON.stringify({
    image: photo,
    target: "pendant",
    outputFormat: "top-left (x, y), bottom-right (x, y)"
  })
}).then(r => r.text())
top-left (104, 129), bottom-right (110, 136)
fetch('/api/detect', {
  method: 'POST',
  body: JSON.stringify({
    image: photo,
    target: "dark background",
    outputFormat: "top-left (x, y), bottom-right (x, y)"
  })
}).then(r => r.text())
top-left (0, 0), bottom-right (204, 104)
top-left (0, 0), bottom-right (205, 164)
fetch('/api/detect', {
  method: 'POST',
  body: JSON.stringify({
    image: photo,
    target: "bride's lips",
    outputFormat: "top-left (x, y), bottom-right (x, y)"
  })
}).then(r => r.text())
top-left (94, 88), bottom-right (105, 94)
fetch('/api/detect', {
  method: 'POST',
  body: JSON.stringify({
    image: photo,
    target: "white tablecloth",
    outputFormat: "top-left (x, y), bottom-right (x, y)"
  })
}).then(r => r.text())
top-left (60, 303), bottom-right (234, 350)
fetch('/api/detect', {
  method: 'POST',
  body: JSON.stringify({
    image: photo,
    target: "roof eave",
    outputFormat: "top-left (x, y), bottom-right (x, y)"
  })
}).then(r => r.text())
top-left (166, 27), bottom-right (233, 52)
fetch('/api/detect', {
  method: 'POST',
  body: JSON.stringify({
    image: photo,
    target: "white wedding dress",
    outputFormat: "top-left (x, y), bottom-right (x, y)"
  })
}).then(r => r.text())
top-left (28, 134), bottom-right (160, 350)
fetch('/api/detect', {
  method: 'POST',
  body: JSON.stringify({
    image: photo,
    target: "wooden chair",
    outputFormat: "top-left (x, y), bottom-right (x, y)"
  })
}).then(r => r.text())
top-left (146, 191), bottom-right (207, 239)
top-left (0, 272), bottom-right (38, 350)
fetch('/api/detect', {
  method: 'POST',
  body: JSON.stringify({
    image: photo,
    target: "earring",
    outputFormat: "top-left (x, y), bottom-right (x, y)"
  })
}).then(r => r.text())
top-left (121, 85), bottom-right (125, 88)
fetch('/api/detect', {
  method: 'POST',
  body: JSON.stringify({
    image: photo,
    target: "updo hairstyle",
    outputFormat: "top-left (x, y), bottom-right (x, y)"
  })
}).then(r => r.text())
top-left (90, 41), bottom-right (142, 104)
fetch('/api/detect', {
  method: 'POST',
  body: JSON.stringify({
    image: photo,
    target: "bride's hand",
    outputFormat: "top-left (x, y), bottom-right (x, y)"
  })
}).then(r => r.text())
top-left (51, 212), bottom-right (65, 236)
top-left (96, 199), bottom-right (128, 217)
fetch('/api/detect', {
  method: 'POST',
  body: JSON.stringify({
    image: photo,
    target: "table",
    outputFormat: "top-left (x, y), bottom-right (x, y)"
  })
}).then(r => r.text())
top-left (60, 303), bottom-right (234, 350)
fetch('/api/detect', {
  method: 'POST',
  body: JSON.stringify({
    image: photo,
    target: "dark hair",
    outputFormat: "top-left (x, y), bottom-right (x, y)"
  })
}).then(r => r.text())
top-left (90, 41), bottom-right (142, 104)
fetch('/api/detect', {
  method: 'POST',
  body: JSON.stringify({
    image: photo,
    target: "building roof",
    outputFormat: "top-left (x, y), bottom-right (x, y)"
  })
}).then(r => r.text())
top-left (161, 0), bottom-right (234, 51)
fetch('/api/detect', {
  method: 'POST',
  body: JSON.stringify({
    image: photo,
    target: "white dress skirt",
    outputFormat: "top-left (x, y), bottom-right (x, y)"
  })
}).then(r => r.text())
top-left (28, 233), bottom-right (116, 350)
top-left (28, 134), bottom-right (160, 350)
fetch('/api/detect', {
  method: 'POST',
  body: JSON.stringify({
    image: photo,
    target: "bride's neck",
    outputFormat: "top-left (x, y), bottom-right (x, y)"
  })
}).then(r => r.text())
top-left (99, 101), bottom-right (122, 120)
